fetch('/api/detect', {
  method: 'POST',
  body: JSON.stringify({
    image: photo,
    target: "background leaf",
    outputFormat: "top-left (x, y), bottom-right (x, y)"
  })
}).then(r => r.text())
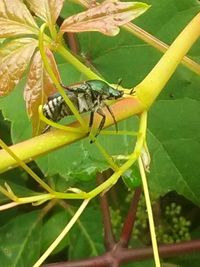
top-left (0, 0), bottom-right (200, 265)
top-left (60, 0), bottom-right (150, 36)
top-left (0, 38), bottom-right (37, 96)
top-left (0, 0), bottom-right (38, 37)
top-left (0, 211), bottom-right (41, 267)
top-left (148, 99), bottom-right (200, 205)
top-left (26, 0), bottom-right (64, 25)
top-left (24, 49), bottom-right (60, 135)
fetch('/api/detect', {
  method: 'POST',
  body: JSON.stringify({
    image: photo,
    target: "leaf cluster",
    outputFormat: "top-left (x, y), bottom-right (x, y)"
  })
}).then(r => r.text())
top-left (0, 0), bottom-right (200, 266)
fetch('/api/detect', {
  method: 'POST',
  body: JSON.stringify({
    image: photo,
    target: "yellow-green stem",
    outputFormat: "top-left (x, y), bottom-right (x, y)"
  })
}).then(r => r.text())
top-left (0, 202), bottom-right (20, 211)
top-left (0, 96), bottom-right (142, 173)
top-left (1, 111), bottom-right (146, 204)
top-left (38, 105), bottom-right (83, 133)
top-left (86, 111), bottom-right (147, 199)
top-left (138, 156), bottom-right (161, 267)
top-left (0, 139), bottom-right (54, 193)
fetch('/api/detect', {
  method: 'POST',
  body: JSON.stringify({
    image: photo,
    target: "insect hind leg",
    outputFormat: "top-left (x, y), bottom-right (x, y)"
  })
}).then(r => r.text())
top-left (105, 104), bottom-right (118, 132)
top-left (89, 108), bottom-right (106, 144)
top-left (96, 109), bottom-right (106, 137)
top-left (89, 111), bottom-right (94, 129)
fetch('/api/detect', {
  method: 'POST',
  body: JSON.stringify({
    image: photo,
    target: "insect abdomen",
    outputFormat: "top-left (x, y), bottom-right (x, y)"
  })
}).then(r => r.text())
top-left (43, 91), bottom-right (79, 122)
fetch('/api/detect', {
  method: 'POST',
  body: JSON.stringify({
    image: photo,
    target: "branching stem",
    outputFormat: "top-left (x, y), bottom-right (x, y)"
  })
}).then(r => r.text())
top-left (33, 199), bottom-right (90, 267)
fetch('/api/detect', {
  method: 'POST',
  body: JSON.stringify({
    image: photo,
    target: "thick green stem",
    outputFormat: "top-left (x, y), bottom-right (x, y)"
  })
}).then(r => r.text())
top-left (0, 139), bottom-right (54, 193)
top-left (0, 98), bottom-right (142, 173)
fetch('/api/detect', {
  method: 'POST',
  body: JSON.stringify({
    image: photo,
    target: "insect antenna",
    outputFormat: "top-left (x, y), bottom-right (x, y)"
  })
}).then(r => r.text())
top-left (60, 82), bottom-right (70, 90)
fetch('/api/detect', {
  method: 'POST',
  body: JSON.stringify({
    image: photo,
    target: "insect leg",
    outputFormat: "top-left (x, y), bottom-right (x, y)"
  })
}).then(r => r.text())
top-left (105, 104), bottom-right (118, 132)
top-left (88, 111), bottom-right (95, 143)
top-left (90, 109), bottom-right (106, 143)
top-left (96, 109), bottom-right (106, 138)
top-left (89, 111), bottom-right (94, 130)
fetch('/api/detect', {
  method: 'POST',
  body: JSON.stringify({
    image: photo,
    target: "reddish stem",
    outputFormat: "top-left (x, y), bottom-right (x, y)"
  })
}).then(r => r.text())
top-left (119, 187), bottom-right (142, 248)
top-left (97, 171), bottom-right (116, 250)
top-left (43, 240), bottom-right (200, 267)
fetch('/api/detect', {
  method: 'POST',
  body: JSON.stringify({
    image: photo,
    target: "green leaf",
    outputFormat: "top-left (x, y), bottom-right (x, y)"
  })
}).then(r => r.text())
top-left (168, 254), bottom-right (200, 267)
top-left (0, 79), bottom-right (31, 143)
top-left (148, 99), bottom-right (200, 205)
top-left (0, 211), bottom-right (41, 267)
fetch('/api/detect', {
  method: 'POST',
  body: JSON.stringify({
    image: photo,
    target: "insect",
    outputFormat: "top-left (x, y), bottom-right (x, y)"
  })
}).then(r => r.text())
top-left (42, 80), bottom-right (124, 138)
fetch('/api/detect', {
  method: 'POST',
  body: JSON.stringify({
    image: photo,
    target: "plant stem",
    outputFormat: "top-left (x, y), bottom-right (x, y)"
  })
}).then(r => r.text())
top-left (97, 172), bottom-right (116, 250)
top-left (43, 239), bottom-right (200, 267)
top-left (119, 187), bottom-right (142, 247)
top-left (0, 139), bottom-right (54, 193)
top-left (138, 156), bottom-right (161, 267)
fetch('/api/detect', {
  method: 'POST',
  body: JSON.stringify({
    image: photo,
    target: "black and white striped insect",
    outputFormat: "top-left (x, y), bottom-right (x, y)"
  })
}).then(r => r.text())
top-left (42, 80), bottom-right (124, 137)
